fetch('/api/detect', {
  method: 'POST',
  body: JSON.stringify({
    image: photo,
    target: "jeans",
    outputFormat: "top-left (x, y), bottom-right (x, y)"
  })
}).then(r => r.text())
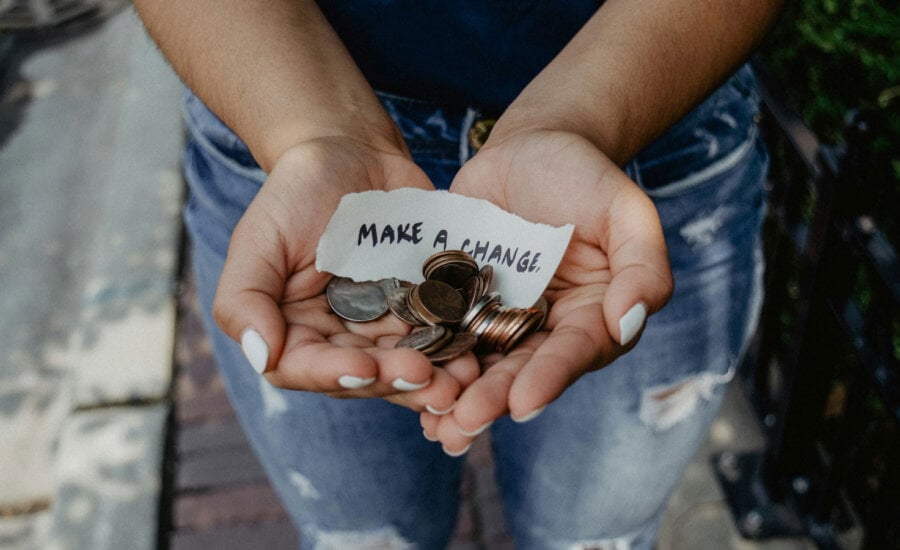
top-left (181, 64), bottom-right (768, 549)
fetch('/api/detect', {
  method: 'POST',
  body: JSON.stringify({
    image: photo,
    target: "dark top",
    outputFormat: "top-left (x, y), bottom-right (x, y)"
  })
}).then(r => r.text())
top-left (316, 1), bottom-right (602, 114)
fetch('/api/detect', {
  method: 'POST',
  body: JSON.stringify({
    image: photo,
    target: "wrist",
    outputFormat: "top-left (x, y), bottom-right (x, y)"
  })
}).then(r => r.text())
top-left (251, 101), bottom-right (409, 173)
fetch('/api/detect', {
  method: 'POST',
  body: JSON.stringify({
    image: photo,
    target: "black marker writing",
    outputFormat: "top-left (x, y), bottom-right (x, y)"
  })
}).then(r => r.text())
top-left (357, 222), bottom-right (424, 247)
top-left (460, 239), bottom-right (541, 273)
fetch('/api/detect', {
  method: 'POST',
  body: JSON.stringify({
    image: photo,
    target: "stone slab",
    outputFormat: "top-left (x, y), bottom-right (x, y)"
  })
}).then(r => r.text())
top-left (0, 509), bottom-right (52, 550)
top-left (51, 404), bottom-right (169, 550)
top-left (0, 374), bottom-right (71, 508)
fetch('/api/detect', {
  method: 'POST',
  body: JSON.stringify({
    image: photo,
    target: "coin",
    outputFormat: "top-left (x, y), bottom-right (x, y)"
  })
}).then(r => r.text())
top-left (500, 309), bottom-right (545, 354)
top-left (428, 332), bottom-right (478, 363)
top-left (410, 279), bottom-right (468, 325)
top-left (460, 292), bottom-right (501, 331)
top-left (396, 325), bottom-right (451, 353)
top-left (326, 276), bottom-right (395, 322)
top-left (428, 262), bottom-right (479, 291)
top-left (386, 287), bottom-right (425, 326)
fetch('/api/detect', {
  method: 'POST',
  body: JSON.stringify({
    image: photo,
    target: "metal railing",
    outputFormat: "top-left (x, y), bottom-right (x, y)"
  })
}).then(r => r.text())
top-left (715, 59), bottom-right (900, 550)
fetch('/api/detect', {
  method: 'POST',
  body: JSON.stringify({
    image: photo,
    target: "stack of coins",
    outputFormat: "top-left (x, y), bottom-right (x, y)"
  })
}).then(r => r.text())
top-left (461, 292), bottom-right (547, 354)
top-left (325, 250), bottom-right (546, 362)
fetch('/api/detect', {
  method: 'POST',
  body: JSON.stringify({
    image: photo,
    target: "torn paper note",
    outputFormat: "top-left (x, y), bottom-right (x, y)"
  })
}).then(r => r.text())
top-left (315, 188), bottom-right (574, 308)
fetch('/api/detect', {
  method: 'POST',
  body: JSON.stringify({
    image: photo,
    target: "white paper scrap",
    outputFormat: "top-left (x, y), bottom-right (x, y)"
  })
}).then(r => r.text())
top-left (316, 188), bottom-right (574, 308)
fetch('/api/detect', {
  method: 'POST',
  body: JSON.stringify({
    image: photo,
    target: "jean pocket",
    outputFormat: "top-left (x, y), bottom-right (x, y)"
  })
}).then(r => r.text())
top-left (182, 90), bottom-right (267, 183)
top-left (633, 65), bottom-right (762, 197)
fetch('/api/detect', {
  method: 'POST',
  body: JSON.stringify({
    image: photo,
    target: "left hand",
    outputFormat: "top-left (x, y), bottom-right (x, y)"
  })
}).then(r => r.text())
top-left (421, 129), bottom-right (674, 454)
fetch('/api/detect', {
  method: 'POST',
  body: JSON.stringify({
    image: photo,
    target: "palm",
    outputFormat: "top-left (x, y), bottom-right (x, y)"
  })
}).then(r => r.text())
top-left (426, 130), bottom-right (672, 444)
top-left (215, 138), bottom-right (480, 409)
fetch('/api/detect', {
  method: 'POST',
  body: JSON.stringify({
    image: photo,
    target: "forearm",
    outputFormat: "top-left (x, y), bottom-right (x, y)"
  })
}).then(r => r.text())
top-left (491, 0), bottom-right (784, 164)
top-left (133, 0), bottom-right (403, 172)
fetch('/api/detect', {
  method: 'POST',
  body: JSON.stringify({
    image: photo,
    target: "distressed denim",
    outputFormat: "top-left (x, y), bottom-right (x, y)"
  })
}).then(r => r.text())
top-left (181, 64), bottom-right (768, 549)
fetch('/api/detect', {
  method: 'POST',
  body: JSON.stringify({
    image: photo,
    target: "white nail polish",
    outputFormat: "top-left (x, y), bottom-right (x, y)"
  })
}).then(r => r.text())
top-left (458, 420), bottom-right (493, 437)
top-left (423, 429), bottom-right (438, 442)
top-left (338, 375), bottom-right (376, 389)
top-left (512, 405), bottom-right (547, 423)
top-left (392, 377), bottom-right (430, 392)
top-left (443, 443), bottom-right (472, 457)
top-left (618, 303), bottom-right (647, 346)
top-left (426, 403), bottom-right (456, 416)
top-left (241, 328), bottom-right (268, 374)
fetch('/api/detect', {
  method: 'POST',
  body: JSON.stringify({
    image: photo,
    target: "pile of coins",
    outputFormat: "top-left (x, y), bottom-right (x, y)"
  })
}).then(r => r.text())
top-left (325, 250), bottom-right (547, 362)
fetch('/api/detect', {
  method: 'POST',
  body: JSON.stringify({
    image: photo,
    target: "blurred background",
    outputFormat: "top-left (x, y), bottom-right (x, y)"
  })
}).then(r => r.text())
top-left (0, 1), bottom-right (896, 549)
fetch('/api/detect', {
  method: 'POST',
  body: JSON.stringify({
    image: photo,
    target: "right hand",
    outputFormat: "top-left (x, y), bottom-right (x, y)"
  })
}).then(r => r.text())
top-left (212, 137), bottom-right (481, 414)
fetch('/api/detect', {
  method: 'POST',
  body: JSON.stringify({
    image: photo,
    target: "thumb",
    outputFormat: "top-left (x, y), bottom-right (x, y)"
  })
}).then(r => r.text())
top-left (212, 211), bottom-right (290, 375)
top-left (603, 189), bottom-right (673, 347)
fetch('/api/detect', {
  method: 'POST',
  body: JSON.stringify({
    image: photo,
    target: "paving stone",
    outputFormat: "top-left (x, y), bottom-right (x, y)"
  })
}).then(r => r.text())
top-left (176, 445), bottom-right (268, 492)
top-left (0, 510), bottom-right (52, 550)
top-left (51, 404), bottom-right (168, 550)
top-left (0, 374), bottom-right (71, 508)
top-left (170, 520), bottom-right (298, 550)
top-left (174, 483), bottom-right (288, 530)
top-left (176, 418), bottom-right (250, 457)
top-left (175, 383), bottom-right (236, 425)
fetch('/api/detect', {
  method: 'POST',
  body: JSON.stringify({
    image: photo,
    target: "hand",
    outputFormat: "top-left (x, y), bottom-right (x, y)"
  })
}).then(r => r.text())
top-left (422, 130), bottom-right (673, 454)
top-left (212, 137), bottom-right (481, 413)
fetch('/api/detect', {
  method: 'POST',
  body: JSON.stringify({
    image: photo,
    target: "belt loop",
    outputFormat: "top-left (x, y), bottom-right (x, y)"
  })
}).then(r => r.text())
top-left (459, 107), bottom-right (479, 163)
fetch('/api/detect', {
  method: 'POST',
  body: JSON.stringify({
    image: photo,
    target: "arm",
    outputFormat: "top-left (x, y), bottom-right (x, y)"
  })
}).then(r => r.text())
top-left (493, 0), bottom-right (785, 164)
top-left (134, 0), bottom-right (479, 412)
top-left (430, 0), bottom-right (784, 453)
top-left (133, 0), bottom-right (404, 170)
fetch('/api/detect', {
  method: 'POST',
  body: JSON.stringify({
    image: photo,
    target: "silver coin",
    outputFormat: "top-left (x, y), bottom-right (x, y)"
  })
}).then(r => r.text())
top-left (460, 291), bottom-right (501, 331)
top-left (386, 287), bottom-right (425, 326)
top-left (396, 325), bottom-right (449, 352)
top-left (326, 276), bottom-right (395, 322)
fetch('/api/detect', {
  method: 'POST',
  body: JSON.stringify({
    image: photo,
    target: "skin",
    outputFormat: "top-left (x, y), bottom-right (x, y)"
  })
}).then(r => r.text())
top-left (134, 0), bottom-right (784, 454)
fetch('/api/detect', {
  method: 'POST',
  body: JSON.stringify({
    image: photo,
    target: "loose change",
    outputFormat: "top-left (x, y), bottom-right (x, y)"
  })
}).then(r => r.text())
top-left (326, 250), bottom-right (548, 363)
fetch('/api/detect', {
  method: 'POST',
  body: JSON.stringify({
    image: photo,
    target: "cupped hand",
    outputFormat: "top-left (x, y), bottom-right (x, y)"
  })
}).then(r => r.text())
top-left (423, 129), bottom-right (674, 454)
top-left (213, 137), bottom-right (481, 413)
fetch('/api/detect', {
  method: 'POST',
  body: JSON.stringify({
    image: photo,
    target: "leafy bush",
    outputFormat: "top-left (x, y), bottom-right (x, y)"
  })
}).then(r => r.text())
top-left (760, 0), bottom-right (899, 239)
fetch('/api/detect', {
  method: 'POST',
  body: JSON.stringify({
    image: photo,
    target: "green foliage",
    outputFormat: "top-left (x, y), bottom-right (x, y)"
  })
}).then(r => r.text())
top-left (760, 0), bottom-right (899, 238)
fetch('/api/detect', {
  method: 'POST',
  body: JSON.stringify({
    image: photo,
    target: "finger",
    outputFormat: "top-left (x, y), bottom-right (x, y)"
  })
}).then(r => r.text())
top-left (434, 414), bottom-right (478, 457)
top-left (438, 351), bottom-right (481, 390)
top-left (506, 307), bottom-right (615, 419)
top-left (421, 412), bottom-right (441, 442)
top-left (447, 354), bottom-right (526, 436)
top-left (383, 365), bottom-right (461, 414)
top-left (603, 186), bottom-right (673, 346)
top-left (213, 207), bottom-right (295, 375)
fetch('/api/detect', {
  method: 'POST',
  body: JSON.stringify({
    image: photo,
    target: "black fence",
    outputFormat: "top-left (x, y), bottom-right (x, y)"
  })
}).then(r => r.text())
top-left (715, 60), bottom-right (900, 549)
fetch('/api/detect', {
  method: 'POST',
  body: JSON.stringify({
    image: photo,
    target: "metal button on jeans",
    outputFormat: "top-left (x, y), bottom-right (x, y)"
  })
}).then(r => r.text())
top-left (468, 119), bottom-right (496, 151)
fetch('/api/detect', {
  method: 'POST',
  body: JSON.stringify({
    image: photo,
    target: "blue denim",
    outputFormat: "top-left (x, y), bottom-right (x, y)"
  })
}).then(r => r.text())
top-left (181, 64), bottom-right (768, 549)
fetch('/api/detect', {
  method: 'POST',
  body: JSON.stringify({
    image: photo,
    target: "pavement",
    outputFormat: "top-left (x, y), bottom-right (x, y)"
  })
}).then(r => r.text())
top-left (0, 6), bottom-right (817, 550)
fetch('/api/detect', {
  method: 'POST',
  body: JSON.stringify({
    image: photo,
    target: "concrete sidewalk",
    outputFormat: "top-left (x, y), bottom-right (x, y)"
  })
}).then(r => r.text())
top-left (0, 6), bottom-right (182, 548)
top-left (0, 7), bottom-right (816, 549)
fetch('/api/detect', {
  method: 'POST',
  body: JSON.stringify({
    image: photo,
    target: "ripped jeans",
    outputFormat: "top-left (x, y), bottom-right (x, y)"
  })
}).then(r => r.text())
top-left (182, 64), bottom-right (768, 549)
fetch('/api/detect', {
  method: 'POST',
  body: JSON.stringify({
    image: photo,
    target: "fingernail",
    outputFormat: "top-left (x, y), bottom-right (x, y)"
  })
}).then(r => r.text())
top-left (338, 375), bottom-right (376, 389)
top-left (512, 405), bottom-right (546, 423)
top-left (241, 328), bottom-right (268, 374)
top-left (618, 303), bottom-right (647, 346)
top-left (458, 420), bottom-right (492, 437)
top-left (443, 443), bottom-right (472, 457)
top-left (423, 429), bottom-right (438, 442)
top-left (426, 403), bottom-right (456, 416)
top-left (393, 377), bottom-right (430, 392)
